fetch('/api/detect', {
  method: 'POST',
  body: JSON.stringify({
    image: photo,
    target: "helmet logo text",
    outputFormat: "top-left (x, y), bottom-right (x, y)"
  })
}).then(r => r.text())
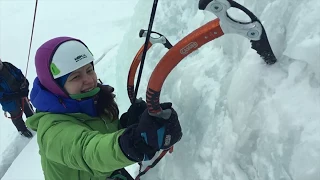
top-left (74, 54), bottom-right (87, 62)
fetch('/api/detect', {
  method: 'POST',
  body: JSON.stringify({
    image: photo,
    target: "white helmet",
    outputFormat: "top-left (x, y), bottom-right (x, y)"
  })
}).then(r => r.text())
top-left (50, 40), bottom-right (95, 79)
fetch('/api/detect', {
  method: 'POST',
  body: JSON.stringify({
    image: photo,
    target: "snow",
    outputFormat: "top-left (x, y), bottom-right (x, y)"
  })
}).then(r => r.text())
top-left (1, 0), bottom-right (319, 180)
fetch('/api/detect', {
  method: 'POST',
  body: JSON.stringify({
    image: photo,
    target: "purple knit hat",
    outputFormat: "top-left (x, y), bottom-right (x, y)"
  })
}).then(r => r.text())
top-left (35, 36), bottom-right (92, 98)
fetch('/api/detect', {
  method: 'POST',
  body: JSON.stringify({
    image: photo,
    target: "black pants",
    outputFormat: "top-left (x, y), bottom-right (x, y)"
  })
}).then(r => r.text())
top-left (9, 98), bottom-right (34, 132)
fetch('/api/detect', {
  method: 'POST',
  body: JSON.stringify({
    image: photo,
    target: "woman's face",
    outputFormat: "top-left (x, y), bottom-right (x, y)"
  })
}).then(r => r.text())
top-left (64, 63), bottom-right (97, 95)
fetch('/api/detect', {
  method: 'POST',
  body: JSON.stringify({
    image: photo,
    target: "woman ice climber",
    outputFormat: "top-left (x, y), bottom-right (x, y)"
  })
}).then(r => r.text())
top-left (26, 36), bottom-right (182, 180)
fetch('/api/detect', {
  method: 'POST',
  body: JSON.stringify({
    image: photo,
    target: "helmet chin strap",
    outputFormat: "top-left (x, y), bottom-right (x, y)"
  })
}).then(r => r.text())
top-left (69, 87), bottom-right (100, 100)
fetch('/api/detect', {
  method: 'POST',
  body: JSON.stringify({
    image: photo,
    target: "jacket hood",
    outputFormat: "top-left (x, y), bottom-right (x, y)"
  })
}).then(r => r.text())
top-left (30, 77), bottom-right (98, 118)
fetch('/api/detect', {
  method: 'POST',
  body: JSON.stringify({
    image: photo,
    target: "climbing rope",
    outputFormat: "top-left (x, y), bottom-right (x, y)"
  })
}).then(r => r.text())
top-left (24, 0), bottom-right (38, 79)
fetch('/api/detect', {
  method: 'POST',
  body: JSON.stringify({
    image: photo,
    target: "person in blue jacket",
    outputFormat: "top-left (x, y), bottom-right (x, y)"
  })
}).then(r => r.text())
top-left (0, 58), bottom-right (34, 138)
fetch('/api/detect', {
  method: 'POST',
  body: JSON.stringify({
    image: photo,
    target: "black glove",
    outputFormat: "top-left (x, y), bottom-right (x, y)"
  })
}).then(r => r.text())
top-left (120, 98), bottom-right (147, 128)
top-left (119, 102), bottom-right (183, 162)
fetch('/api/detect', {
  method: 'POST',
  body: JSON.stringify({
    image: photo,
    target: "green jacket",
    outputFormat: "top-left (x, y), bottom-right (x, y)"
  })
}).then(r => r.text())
top-left (26, 112), bottom-right (135, 180)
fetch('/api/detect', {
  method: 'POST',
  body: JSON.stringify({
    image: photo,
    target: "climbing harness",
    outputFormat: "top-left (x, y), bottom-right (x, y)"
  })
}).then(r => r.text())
top-left (4, 97), bottom-right (34, 120)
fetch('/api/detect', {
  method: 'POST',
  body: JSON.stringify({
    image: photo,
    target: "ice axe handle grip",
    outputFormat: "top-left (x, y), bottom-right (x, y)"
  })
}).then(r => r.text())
top-left (146, 88), bottom-right (172, 120)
